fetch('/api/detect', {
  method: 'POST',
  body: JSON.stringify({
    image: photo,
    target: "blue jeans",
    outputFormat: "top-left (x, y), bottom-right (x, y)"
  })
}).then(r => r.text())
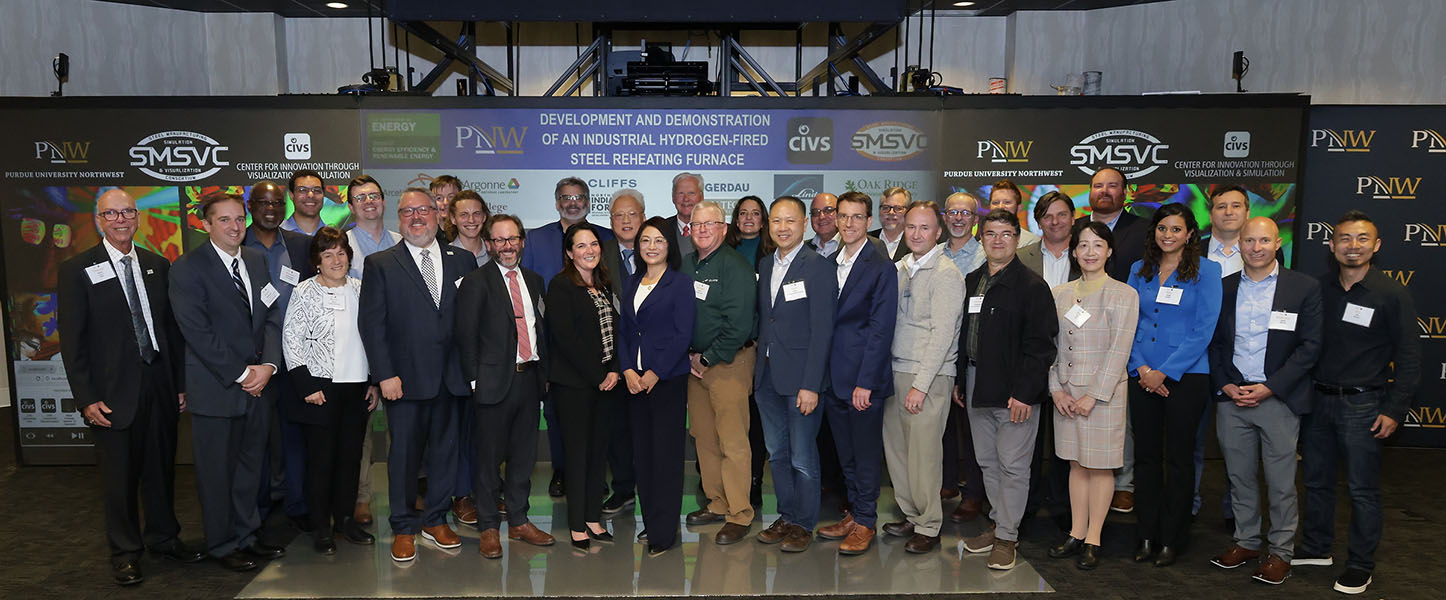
top-left (755, 375), bottom-right (823, 531)
top-left (1300, 389), bottom-right (1384, 572)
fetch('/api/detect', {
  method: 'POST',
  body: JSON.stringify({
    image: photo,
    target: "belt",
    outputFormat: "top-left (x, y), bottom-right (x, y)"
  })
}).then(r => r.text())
top-left (689, 340), bottom-right (756, 355)
top-left (514, 361), bottom-right (539, 373)
top-left (1313, 383), bottom-right (1381, 395)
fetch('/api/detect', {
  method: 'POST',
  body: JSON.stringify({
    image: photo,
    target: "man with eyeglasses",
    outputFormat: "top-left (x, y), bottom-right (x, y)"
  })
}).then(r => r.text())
top-left (599, 189), bottom-right (646, 517)
top-left (59, 189), bottom-right (205, 586)
top-left (662, 173), bottom-right (702, 267)
top-left (939, 191), bottom-right (988, 523)
top-left (344, 175), bottom-right (401, 281)
top-left (806, 192), bottom-right (841, 257)
top-left (359, 188), bottom-right (477, 562)
top-left (281, 170), bottom-right (327, 236)
top-left (869, 187), bottom-right (912, 262)
top-left (520, 176), bottom-right (614, 497)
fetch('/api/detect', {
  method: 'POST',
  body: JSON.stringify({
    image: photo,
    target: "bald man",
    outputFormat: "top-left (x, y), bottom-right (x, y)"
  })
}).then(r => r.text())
top-left (806, 193), bottom-right (841, 257)
top-left (1205, 217), bottom-right (1323, 585)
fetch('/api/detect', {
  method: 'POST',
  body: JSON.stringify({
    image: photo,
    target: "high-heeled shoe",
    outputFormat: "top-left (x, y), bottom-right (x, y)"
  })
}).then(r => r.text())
top-left (1075, 544), bottom-right (1100, 570)
top-left (570, 532), bottom-right (590, 551)
top-left (1049, 536), bottom-right (1084, 558)
top-left (588, 528), bottom-right (614, 543)
top-left (1133, 539), bottom-right (1156, 563)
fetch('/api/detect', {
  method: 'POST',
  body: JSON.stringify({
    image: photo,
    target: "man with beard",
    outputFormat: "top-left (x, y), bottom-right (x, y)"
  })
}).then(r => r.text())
top-left (939, 191), bottom-right (987, 524)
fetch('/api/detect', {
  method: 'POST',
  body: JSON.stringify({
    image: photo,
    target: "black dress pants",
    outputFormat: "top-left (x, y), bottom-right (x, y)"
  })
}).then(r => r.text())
top-left (301, 381), bottom-right (368, 533)
top-left (555, 382), bottom-right (612, 531)
top-left (1130, 373), bottom-right (1209, 548)
top-left (92, 360), bottom-right (181, 566)
top-left (630, 375), bottom-right (688, 550)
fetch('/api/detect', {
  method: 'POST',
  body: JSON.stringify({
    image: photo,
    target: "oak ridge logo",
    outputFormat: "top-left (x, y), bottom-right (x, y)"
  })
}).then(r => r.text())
top-left (1068, 129), bottom-right (1169, 178)
top-left (128, 131), bottom-right (230, 183)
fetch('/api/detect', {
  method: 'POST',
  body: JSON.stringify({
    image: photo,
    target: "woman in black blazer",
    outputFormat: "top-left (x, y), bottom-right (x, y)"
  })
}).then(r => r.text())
top-left (619, 216), bottom-right (698, 557)
top-left (547, 222), bottom-right (623, 551)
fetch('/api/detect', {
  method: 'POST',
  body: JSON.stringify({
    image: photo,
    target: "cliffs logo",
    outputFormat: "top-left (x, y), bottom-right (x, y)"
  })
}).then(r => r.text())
top-left (1068, 129), bottom-right (1169, 178)
top-left (33, 140), bottom-right (91, 164)
top-left (1404, 223), bottom-right (1446, 247)
top-left (1411, 129), bottom-right (1446, 153)
top-left (774, 174), bottom-right (823, 201)
top-left (976, 139), bottom-right (1033, 163)
top-left (456, 124), bottom-right (527, 155)
top-left (1304, 221), bottom-right (1334, 244)
top-left (1381, 270), bottom-right (1415, 286)
top-left (1355, 176), bottom-right (1421, 199)
top-left (1310, 129), bottom-right (1374, 153)
top-left (128, 131), bottom-right (230, 183)
top-left (786, 117), bottom-right (833, 165)
top-left (852, 122), bottom-right (928, 162)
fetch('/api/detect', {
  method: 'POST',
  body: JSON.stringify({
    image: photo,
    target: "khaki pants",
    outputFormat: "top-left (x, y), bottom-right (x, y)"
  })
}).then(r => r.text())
top-left (688, 345), bottom-right (757, 526)
top-left (882, 370), bottom-right (954, 537)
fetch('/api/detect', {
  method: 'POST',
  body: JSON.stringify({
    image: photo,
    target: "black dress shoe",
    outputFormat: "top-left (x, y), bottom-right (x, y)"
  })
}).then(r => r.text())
top-left (588, 528), bottom-right (614, 543)
top-left (881, 521), bottom-right (915, 538)
top-left (290, 514), bottom-right (314, 533)
top-left (338, 519), bottom-right (376, 545)
top-left (245, 542), bottom-right (286, 560)
top-left (1153, 546), bottom-right (1178, 567)
top-left (219, 551), bottom-right (258, 572)
top-left (1133, 539), bottom-right (1156, 563)
top-left (637, 529), bottom-right (648, 542)
top-left (601, 494), bottom-right (635, 516)
top-left (113, 561), bottom-right (143, 586)
top-left (150, 542), bottom-right (206, 563)
top-left (685, 508), bottom-right (727, 525)
top-left (647, 543), bottom-right (670, 557)
top-left (314, 536), bottom-right (337, 555)
top-left (1075, 544), bottom-right (1100, 570)
top-left (570, 534), bottom-right (590, 551)
top-left (1049, 536), bottom-right (1084, 558)
top-left (549, 471), bottom-right (566, 497)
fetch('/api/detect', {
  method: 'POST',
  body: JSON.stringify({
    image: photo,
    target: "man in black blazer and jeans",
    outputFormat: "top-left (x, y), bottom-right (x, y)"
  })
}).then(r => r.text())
top-left (169, 191), bottom-right (285, 572)
top-left (359, 188), bottom-right (475, 562)
top-left (456, 214), bottom-right (556, 559)
top-left (59, 189), bottom-right (204, 585)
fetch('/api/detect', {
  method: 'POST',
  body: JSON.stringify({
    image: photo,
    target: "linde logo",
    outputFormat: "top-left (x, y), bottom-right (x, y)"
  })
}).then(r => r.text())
top-left (774, 174), bottom-right (823, 201)
top-left (1419, 316), bottom-right (1446, 340)
top-left (1404, 223), bottom-right (1446, 247)
top-left (1381, 270), bottom-right (1415, 286)
top-left (456, 124), bottom-right (526, 155)
top-left (1410, 129), bottom-right (1446, 153)
top-left (785, 117), bottom-right (833, 165)
top-left (1068, 129), bottom-right (1169, 178)
top-left (34, 140), bottom-right (91, 164)
top-left (1355, 176), bottom-right (1421, 199)
top-left (1304, 221), bottom-right (1334, 244)
top-left (284, 133), bottom-right (311, 160)
top-left (1310, 129), bottom-right (1374, 153)
top-left (128, 131), bottom-right (229, 183)
top-left (976, 139), bottom-right (1033, 163)
top-left (852, 122), bottom-right (928, 162)
top-left (1223, 131), bottom-right (1251, 158)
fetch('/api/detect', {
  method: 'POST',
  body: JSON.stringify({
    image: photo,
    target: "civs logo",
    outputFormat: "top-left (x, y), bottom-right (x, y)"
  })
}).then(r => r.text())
top-left (128, 131), bottom-right (230, 183)
top-left (1310, 129), bottom-right (1374, 153)
top-left (1355, 176), bottom-right (1421, 199)
top-left (1068, 129), bottom-right (1169, 178)
top-left (33, 140), bottom-right (91, 164)
top-left (852, 122), bottom-right (928, 162)
top-left (284, 133), bottom-right (312, 160)
top-left (976, 139), bottom-right (1033, 163)
top-left (1411, 129), bottom-right (1446, 153)
top-left (785, 117), bottom-right (833, 165)
top-left (456, 124), bottom-right (527, 155)
top-left (1223, 131), bottom-right (1251, 158)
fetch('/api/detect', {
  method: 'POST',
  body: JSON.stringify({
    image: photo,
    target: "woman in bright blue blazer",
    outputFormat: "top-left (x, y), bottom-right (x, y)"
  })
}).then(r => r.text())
top-left (618, 217), bottom-right (697, 558)
top-left (1124, 203), bottom-right (1222, 567)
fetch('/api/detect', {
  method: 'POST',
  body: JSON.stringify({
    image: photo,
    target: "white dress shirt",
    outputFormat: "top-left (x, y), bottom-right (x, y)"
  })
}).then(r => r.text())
top-left (881, 229), bottom-right (904, 258)
top-left (404, 239), bottom-right (444, 302)
top-left (769, 243), bottom-right (805, 308)
top-left (103, 238), bottom-right (158, 349)
top-left (329, 282), bottom-right (370, 383)
top-left (497, 262), bottom-right (540, 363)
top-left (835, 240), bottom-right (865, 297)
top-left (1041, 242), bottom-right (1072, 288)
top-left (1208, 236), bottom-right (1244, 278)
top-left (211, 241), bottom-right (277, 382)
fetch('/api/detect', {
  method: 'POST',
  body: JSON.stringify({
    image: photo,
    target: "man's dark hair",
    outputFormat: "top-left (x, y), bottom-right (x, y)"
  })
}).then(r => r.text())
top-left (1208, 184), bottom-right (1250, 208)
top-left (429, 174), bottom-right (461, 192)
top-left (980, 207), bottom-right (1021, 234)
top-left (837, 191), bottom-right (873, 218)
top-left (485, 214), bottom-right (526, 240)
top-left (771, 195), bottom-right (807, 216)
top-left (288, 169), bottom-right (323, 192)
top-left (1032, 190), bottom-right (1075, 223)
top-left (1337, 209), bottom-right (1375, 227)
top-left (196, 190), bottom-right (244, 220)
top-left (345, 175), bottom-right (383, 202)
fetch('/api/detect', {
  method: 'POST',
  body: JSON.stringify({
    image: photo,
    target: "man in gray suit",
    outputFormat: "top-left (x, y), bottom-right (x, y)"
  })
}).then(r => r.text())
top-left (1015, 191), bottom-right (1079, 289)
top-left (599, 189), bottom-right (645, 515)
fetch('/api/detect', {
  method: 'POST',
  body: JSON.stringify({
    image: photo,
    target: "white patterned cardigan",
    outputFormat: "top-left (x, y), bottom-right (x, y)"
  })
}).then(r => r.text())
top-left (282, 276), bottom-right (364, 398)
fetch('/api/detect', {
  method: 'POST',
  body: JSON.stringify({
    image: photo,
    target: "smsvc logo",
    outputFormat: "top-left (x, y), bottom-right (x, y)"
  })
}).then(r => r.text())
top-left (852, 122), bottom-right (928, 162)
top-left (128, 131), bottom-right (230, 183)
top-left (1068, 129), bottom-right (1169, 178)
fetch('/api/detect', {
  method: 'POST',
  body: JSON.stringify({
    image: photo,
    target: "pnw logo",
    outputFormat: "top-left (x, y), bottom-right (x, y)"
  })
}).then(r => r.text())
top-left (976, 140), bottom-right (1033, 163)
top-left (1311, 129), bottom-right (1375, 153)
top-left (1404, 223), bottom-right (1446, 247)
top-left (1411, 129), bottom-right (1446, 153)
top-left (1304, 222), bottom-right (1334, 244)
top-left (34, 140), bottom-right (91, 164)
top-left (1381, 270), bottom-right (1415, 286)
top-left (1356, 176), bottom-right (1421, 199)
top-left (1418, 316), bottom-right (1446, 340)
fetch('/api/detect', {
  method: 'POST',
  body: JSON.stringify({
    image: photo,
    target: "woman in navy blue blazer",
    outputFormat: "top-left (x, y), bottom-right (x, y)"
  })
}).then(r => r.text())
top-left (1125, 203), bottom-right (1222, 567)
top-left (618, 216), bottom-right (697, 557)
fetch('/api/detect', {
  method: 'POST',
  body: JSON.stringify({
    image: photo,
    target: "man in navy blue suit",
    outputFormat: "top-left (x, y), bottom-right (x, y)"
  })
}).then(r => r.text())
top-left (359, 188), bottom-right (476, 562)
top-left (753, 196), bottom-right (837, 553)
top-left (814, 192), bottom-right (897, 556)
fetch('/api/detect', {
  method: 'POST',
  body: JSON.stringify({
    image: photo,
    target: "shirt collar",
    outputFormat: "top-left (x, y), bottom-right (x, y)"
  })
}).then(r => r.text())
top-left (495, 260), bottom-right (522, 278)
top-left (774, 242), bottom-right (804, 267)
top-left (1209, 236), bottom-right (1238, 257)
top-left (102, 237), bottom-right (138, 263)
top-left (1242, 262), bottom-right (1280, 284)
top-left (943, 236), bottom-right (979, 257)
top-left (211, 240), bottom-right (241, 263)
top-left (404, 238), bottom-right (439, 258)
top-left (904, 243), bottom-right (944, 274)
top-left (836, 240), bottom-right (865, 267)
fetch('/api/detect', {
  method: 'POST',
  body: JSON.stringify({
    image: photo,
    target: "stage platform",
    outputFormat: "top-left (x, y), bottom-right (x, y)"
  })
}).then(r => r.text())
top-left (238, 465), bottom-right (1053, 598)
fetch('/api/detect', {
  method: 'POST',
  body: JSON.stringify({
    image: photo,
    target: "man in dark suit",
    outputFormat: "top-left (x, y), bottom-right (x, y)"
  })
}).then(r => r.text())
top-left (753, 196), bottom-right (837, 553)
top-left (815, 192), bottom-right (897, 555)
top-left (456, 214), bottom-right (556, 559)
top-left (359, 188), bottom-right (475, 562)
top-left (868, 186), bottom-right (911, 262)
top-left (168, 191), bottom-right (285, 572)
top-left (661, 172), bottom-right (701, 268)
top-left (58, 189), bottom-right (204, 586)
top-left (599, 190), bottom-right (645, 515)
top-left (1206, 217), bottom-right (1322, 585)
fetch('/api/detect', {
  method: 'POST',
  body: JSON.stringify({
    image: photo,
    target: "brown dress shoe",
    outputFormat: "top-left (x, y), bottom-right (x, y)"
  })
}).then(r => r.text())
top-left (715, 522), bottom-right (749, 545)
top-left (452, 497), bottom-right (478, 525)
top-left (904, 532), bottom-right (940, 553)
top-left (817, 513), bottom-right (856, 541)
top-left (1211, 544), bottom-right (1262, 569)
top-left (354, 503), bottom-right (373, 525)
top-left (950, 497), bottom-right (983, 523)
top-left (880, 521), bottom-right (915, 537)
top-left (478, 529), bottom-right (502, 559)
top-left (1252, 554), bottom-right (1292, 585)
top-left (1110, 490), bottom-right (1135, 513)
top-left (941, 486), bottom-right (960, 500)
top-left (781, 525), bottom-right (813, 552)
top-left (391, 534), bottom-right (416, 562)
top-left (509, 522), bottom-right (555, 546)
top-left (839, 524), bottom-right (875, 555)
top-left (757, 518), bottom-right (789, 544)
top-left (422, 524), bottom-right (461, 549)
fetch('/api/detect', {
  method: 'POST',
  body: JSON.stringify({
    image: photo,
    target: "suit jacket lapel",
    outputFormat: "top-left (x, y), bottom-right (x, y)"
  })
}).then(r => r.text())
top-left (838, 245), bottom-right (872, 303)
top-left (392, 245), bottom-right (436, 311)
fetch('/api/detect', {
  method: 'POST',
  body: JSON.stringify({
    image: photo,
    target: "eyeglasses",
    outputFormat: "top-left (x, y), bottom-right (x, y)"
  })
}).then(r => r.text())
top-left (691, 221), bottom-right (726, 231)
top-left (98, 208), bottom-right (140, 221)
top-left (879, 205), bottom-right (907, 214)
top-left (350, 192), bottom-right (383, 203)
top-left (809, 207), bottom-right (837, 217)
top-left (251, 200), bottom-right (285, 208)
top-left (293, 186), bottom-right (324, 196)
top-left (399, 206), bottom-right (435, 217)
top-left (610, 210), bottom-right (640, 219)
top-left (942, 209), bottom-right (975, 219)
top-left (490, 236), bottom-right (522, 245)
top-left (981, 230), bottom-right (1017, 240)
top-left (836, 213), bottom-right (869, 223)
top-left (557, 194), bottom-right (587, 203)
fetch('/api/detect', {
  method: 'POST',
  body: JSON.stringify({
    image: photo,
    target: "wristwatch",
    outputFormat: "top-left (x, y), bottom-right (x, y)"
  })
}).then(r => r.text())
top-left (699, 355), bottom-right (711, 368)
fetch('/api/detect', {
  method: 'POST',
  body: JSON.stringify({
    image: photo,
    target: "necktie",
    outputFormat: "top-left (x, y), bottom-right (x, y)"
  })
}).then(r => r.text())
top-left (119, 257), bottom-right (157, 364)
top-left (420, 248), bottom-right (440, 308)
top-left (230, 257), bottom-right (250, 314)
top-left (507, 270), bottom-right (533, 361)
top-left (621, 248), bottom-right (635, 275)
top-left (682, 224), bottom-right (691, 237)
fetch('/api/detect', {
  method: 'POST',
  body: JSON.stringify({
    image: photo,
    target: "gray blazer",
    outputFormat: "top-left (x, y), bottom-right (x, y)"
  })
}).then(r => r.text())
top-left (1048, 278), bottom-right (1139, 403)
top-left (1017, 242), bottom-right (1081, 284)
top-left (891, 248), bottom-right (966, 382)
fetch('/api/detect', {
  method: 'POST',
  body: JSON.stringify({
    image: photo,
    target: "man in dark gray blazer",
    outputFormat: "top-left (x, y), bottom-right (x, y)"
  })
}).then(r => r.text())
top-left (168, 191), bottom-right (284, 572)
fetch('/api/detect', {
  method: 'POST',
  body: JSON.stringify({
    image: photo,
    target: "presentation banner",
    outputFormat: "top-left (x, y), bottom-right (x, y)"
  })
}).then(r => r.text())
top-left (1297, 106), bottom-right (1445, 448)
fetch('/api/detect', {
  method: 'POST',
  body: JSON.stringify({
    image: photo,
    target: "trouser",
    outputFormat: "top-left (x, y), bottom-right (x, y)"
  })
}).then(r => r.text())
top-left (93, 361), bottom-right (181, 566)
top-left (555, 383), bottom-right (611, 532)
top-left (749, 393), bottom-right (767, 485)
top-left (688, 345), bottom-right (756, 526)
top-left (1217, 398), bottom-right (1299, 560)
top-left (1300, 388), bottom-right (1385, 572)
top-left (1116, 419), bottom-right (1134, 492)
top-left (473, 369), bottom-right (541, 530)
top-left (1194, 400), bottom-right (1233, 517)
top-left (1129, 373), bottom-right (1208, 547)
top-left (356, 418), bottom-right (375, 504)
top-left (818, 412), bottom-right (846, 499)
top-left (882, 370), bottom-right (953, 537)
top-left (631, 375), bottom-right (688, 549)
top-left (606, 387), bottom-right (637, 498)
top-left (967, 364), bottom-right (1041, 543)
top-left (755, 359), bottom-right (823, 531)
top-left (544, 391), bottom-right (565, 474)
top-left (455, 395), bottom-right (475, 499)
top-left (1027, 394), bottom-right (1072, 517)
top-left (824, 389), bottom-right (885, 528)
top-left (192, 397), bottom-right (270, 558)
top-left (260, 375), bottom-right (307, 519)
top-left (942, 401), bottom-right (985, 501)
top-left (383, 394), bottom-right (458, 534)
top-left (302, 382), bottom-right (368, 533)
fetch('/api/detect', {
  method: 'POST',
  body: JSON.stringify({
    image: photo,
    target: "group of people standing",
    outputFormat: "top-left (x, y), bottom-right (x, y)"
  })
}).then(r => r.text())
top-left (59, 167), bottom-right (1416, 597)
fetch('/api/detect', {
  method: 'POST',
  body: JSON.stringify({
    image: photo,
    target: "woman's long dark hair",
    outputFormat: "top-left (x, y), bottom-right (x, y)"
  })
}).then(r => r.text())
top-left (635, 216), bottom-right (678, 274)
top-left (1136, 203), bottom-right (1202, 282)
top-left (724, 195), bottom-right (777, 256)
top-left (560, 222), bottom-right (612, 294)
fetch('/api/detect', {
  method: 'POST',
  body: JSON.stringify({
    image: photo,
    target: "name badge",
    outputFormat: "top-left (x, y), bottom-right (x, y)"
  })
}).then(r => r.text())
top-left (323, 293), bottom-right (346, 310)
top-left (1156, 286), bottom-right (1183, 305)
top-left (260, 283), bottom-right (280, 308)
top-left (279, 266), bottom-right (300, 286)
top-left (85, 262), bottom-right (117, 284)
top-left (1065, 304), bottom-right (1092, 328)
top-left (968, 296), bottom-right (985, 314)
top-left (1268, 310), bottom-right (1298, 331)
top-left (783, 281), bottom-right (807, 302)
top-left (694, 280), bottom-right (710, 300)
top-left (1342, 302), bottom-right (1374, 327)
